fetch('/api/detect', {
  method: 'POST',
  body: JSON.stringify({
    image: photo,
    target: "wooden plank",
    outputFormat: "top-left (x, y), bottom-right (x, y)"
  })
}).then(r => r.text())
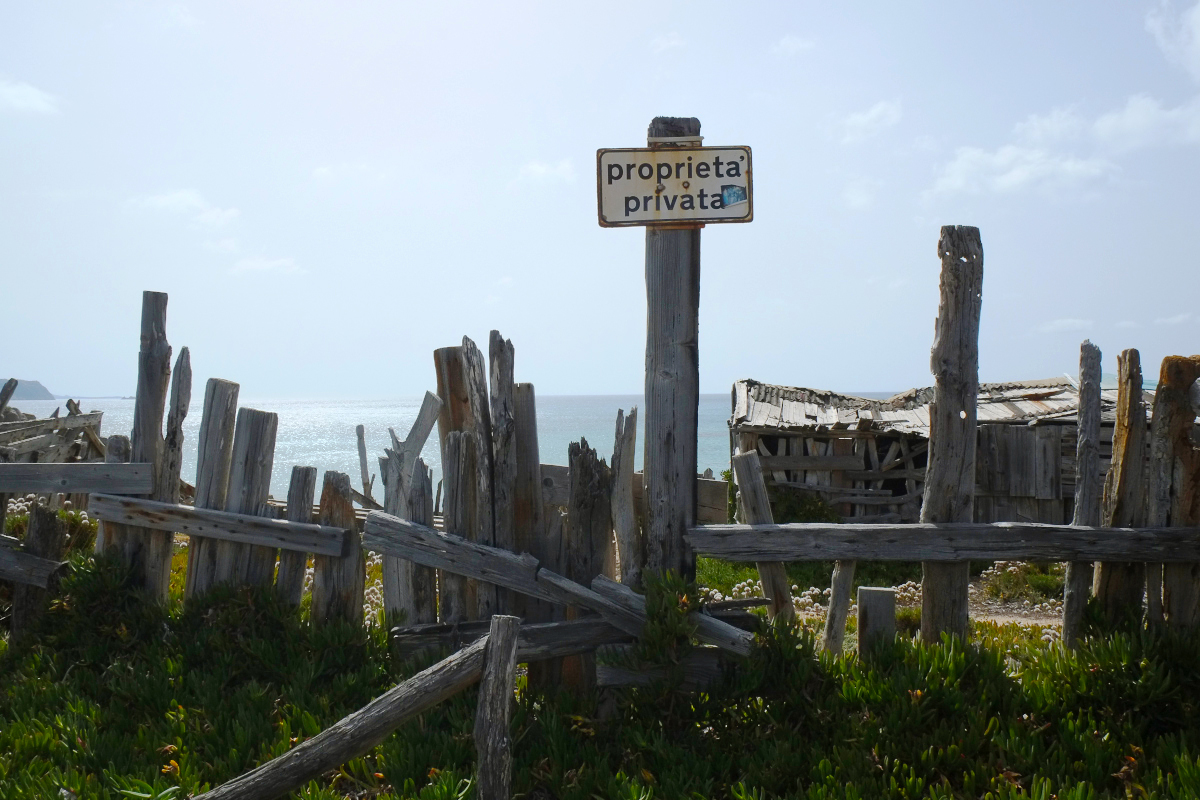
top-left (1096, 349), bottom-right (1147, 623)
top-left (215, 408), bottom-right (279, 587)
top-left (89, 493), bottom-right (347, 556)
top-left (843, 468), bottom-right (925, 481)
top-left (921, 225), bottom-right (983, 643)
top-left (590, 575), bottom-right (753, 656)
top-left (390, 618), bottom-right (633, 662)
top-left (65, 399), bottom-right (107, 458)
top-left (275, 466), bottom-right (318, 606)
top-left (311, 471), bottom-right (364, 626)
top-left (125, 290), bottom-right (172, 600)
top-left (597, 647), bottom-right (725, 689)
top-left (0, 462), bottom-right (153, 494)
top-left (611, 407), bottom-right (642, 589)
top-left (1064, 340), bottom-right (1101, 647)
top-left (731, 451), bottom-right (792, 622)
top-left (0, 412), bottom-right (104, 445)
top-left (474, 615), bottom-right (520, 800)
top-left (758, 454), bottom-right (863, 473)
top-left (490, 330), bottom-right (517, 616)
top-left (643, 119), bottom-right (701, 582)
top-left (185, 378), bottom-right (240, 598)
top-left (1007, 426), bottom-right (1037, 498)
top-left (687, 522), bottom-right (1200, 562)
top-left (10, 505), bottom-right (66, 637)
top-left (0, 535), bottom-right (62, 589)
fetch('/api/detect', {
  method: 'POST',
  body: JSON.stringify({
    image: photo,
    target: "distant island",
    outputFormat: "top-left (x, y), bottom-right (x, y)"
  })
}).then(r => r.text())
top-left (0, 379), bottom-right (55, 401)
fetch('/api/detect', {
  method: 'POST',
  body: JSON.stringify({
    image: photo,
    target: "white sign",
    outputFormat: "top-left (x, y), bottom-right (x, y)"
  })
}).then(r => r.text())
top-left (596, 146), bottom-right (753, 227)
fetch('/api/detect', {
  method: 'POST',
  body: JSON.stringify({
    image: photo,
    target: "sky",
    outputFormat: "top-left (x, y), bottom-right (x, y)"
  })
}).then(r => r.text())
top-left (2, 2), bottom-right (1199, 399)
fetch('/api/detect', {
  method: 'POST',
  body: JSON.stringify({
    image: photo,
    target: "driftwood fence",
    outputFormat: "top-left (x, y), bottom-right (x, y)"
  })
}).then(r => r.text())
top-left (2, 224), bottom-right (1199, 797)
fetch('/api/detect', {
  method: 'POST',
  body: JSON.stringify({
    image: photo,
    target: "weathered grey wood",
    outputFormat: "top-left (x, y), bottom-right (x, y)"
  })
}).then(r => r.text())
top-left (823, 561), bottom-right (855, 653)
top-left (512, 383), bottom-right (545, 620)
top-left (391, 617), bottom-right (633, 662)
top-left (94, 435), bottom-right (132, 553)
top-left (1064, 340), bottom-right (1101, 646)
top-left (562, 438), bottom-right (614, 691)
top-left (540, 463), bottom-right (571, 507)
top-left (731, 451), bottom-right (792, 622)
top-left (440, 431), bottom-right (476, 623)
top-left (11, 505), bottom-right (67, 637)
top-left (1096, 349), bottom-right (1146, 623)
top-left (591, 574), bottom-right (753, 656)
top-left (211, 408), bottom-right (279, 588)
top-left (474, 615), bottom-right (519, 800)
top-left (0, 534), bottom-right (62, 589)
top-left (275, 466), bottom-right (317, 607)
top-left (124, 290), bottom-right (173, 600)
top-left (0, 412), bottom-right (104, 446)
top-left (185, 378), bottom-right (240, 598)
top-left (193, 634), bottom-right (490, 800)
top-left (597, 646), bottom-right (724, 689)
top-left (0, 462), bottom-right (152, 494)
top-left (460, 336), bottom-right (495, 553)
top-left (355, 424), bottom-right (374, 504)
top-left (490, 330), bottom-right (517, 616)
top-left (611, 407), bottom-right (643, 589)
top-left (759, 455), bottom-right (863, 472)
top-left (689, 522), bottom-right (1200, 562)
top-left (1154, 356), bottom-right (1200, 629)
top-left (382, 458), bottom-right (437, 626)
top-left (65, 400), bottom-right (107, 458)
top-left (921, 225), bottom-right (983, 643)
top-left (388, 391), bottom-right (442, 491)
top-left (643, 117), bottom-right (701, 582)
top-left (311, 471), bottom-right (363, 626)
top-left (857, 587), bottom-right (896, 658)
top-left (89, 492), bottom-right (347, 556)
top-left (0, 378), bottom-right (16, 414)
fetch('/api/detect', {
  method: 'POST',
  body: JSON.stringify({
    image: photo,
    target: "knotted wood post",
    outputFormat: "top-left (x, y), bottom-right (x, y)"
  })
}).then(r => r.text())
top-left (920, 225), bottom-right (983, 643)
top-left (275, 466), bottom-right (317, 608)
top-left (185, 379), bottom-right (239, 598)
top-left (126, 290), bottom-right (172, 601)
top-left (1063, 340), bottom-right (1101, 647)
top-left (1096, 349), bottom-right (1146, 625)
top-left (1153, 356), bottom-right (1200, 629)
top-left (474, 614), bottom-right (520, 800)
top-left (311, 471), bottom-right (363, 627)
top-left (731, 451), bottom-right (793, 624)
top-left (643, 116), bottom-right (701, 583)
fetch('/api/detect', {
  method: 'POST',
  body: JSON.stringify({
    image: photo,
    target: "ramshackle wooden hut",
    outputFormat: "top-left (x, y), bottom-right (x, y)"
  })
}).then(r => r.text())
top-left (730, 377), bottom-right (1145, 525)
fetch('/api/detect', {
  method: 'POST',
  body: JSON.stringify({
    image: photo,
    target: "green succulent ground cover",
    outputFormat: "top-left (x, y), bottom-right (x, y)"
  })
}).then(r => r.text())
top-left (3, 553), bottom-right (1200, 799)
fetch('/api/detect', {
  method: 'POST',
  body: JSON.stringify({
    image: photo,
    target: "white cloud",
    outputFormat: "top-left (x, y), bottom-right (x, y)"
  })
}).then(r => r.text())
top-left (1154, 311), bottom-right (1191, 324)
top-left (131, 189), bottom-right (239, 227)
top-left (231, 256), bottom-right (301, 275)
top-left (1013, 106), bottom-right (1087, 145)
top-left (770, 35), bottom-right (813, 57)
top-left (513, 159), bottom-right (574, 185)
top-left (1039, 318), bottom-right (1093, 333)
top-left (1093, 93), bottom-right (1200, 152)
top-left (203, 238), bottom-right (240, 254)
top-left (842, 99), bottom-right (902, 143)
top-left (1147, 0), bottom-right (1200, 83)
top-left (0, 78), bottom-right (59, 114)
top-left (652, 32), bottom-right (684, 53)
top-left (842, 178), bottom-right (882, 210)
top-left (930, 145), bottom-right (1110, 196)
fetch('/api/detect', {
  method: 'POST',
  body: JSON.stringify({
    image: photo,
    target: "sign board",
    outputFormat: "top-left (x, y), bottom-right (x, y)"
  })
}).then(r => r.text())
top-left (596, 146), bottom-right (753, 227)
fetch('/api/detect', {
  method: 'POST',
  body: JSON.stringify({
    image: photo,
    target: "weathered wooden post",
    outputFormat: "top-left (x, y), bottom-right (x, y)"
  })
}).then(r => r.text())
top-left (218, 408), bottom-right (279, 588)
top-left (1063, 340), bottom-right (1101, 646)
top-left (275, 465), bottom-right (317, 607)
top-left (355, 424), bottom-right (374, 505)
top-left (311, 471), bottom-right (363, 627)
top-left (561, 438), bottom-right (613, 692)
top-left (920, 225), bottom-right (983, 643)
top-left (144, 346), bottom-right (191, 599)
top-left (11, 505), bottom-right (66, 638)
top-left (94, 434), bottom-right (131, 554)
top-left (474, 614), bottom-right (520, 800)
top-left (731, 451), bottom-right (793, 623)
top-left (643, 116), bottom-right (702, 582)
top-left (857, 587), bottom-right (896, 659)
top-left (440, 431), bottom-right (475, 624)
top-left (611, 407), bottom-right (642, 589)
top-left (490, 331), bottom-right (517, 615)
top-left (1152, 356), bottom-right (1200, 629)
top-left (1096, 349), bottom-right (1146, 624)
top-left (185, 378), bottom-right (239, 598)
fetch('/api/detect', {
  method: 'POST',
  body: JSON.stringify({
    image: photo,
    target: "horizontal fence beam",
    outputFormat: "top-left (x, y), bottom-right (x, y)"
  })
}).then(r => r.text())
top-left (0, 462), bottom-right (154, 495)
top-left (687, 522), bottom-right (1200, 563)
top-left (0, 535), bottom-right (63, 588)
top-left (0, 411), bottom-right (103, 437)
top-left (88, 494), bottom-right (350, 557)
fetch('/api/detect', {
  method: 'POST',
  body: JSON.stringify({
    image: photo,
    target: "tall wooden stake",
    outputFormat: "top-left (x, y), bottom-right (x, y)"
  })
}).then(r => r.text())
top-left (185, 379), bottom-right (240, 598)
top-left (643, 116), bottom-right (701, 582)
top-left (1153, 355), bottom-right (1200, 629)
top-left (920, 225), bottom-right (983, 643)
top-left (1063, 340), bottom-right (1101, 646)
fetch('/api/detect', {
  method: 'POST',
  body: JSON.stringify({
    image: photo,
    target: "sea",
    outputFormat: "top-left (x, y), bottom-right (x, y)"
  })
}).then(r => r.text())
top-left (14, 395), bottom-right (735, 500)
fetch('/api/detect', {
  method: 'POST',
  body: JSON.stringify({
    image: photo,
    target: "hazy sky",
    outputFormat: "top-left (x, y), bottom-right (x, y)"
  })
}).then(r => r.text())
top-left (2, 2), bottom-right (1198, 399)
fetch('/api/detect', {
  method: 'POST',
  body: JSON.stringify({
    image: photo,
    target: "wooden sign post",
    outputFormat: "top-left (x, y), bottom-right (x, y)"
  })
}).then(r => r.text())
top-left (598, 117), bottom-right (753, 581)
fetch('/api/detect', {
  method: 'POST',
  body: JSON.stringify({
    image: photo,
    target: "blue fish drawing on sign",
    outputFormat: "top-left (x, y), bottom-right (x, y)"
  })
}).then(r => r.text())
top-left (721, 184), bottom-right (748, 207)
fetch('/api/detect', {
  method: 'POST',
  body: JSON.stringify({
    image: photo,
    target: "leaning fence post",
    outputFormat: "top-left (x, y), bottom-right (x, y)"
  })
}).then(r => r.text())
top-left (311, 471), bottom-right (363, 627)
top-left (474, 614), bottom-right (520, 800)
top-left (1096, 349), bottom-right (1146, 625)
top-left (1063, 340), bottom-right (1101, 647)
top-left (920, 225), bottom-right (983, 643)
top-left (857, 587), bottom-right (896, 659)
top-left (731, 451), bottom-right (793, 624)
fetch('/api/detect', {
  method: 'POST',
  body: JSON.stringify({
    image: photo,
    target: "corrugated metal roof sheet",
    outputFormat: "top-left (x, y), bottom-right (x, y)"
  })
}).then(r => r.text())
top-left (731, 377), bottom-right (1144, 437)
